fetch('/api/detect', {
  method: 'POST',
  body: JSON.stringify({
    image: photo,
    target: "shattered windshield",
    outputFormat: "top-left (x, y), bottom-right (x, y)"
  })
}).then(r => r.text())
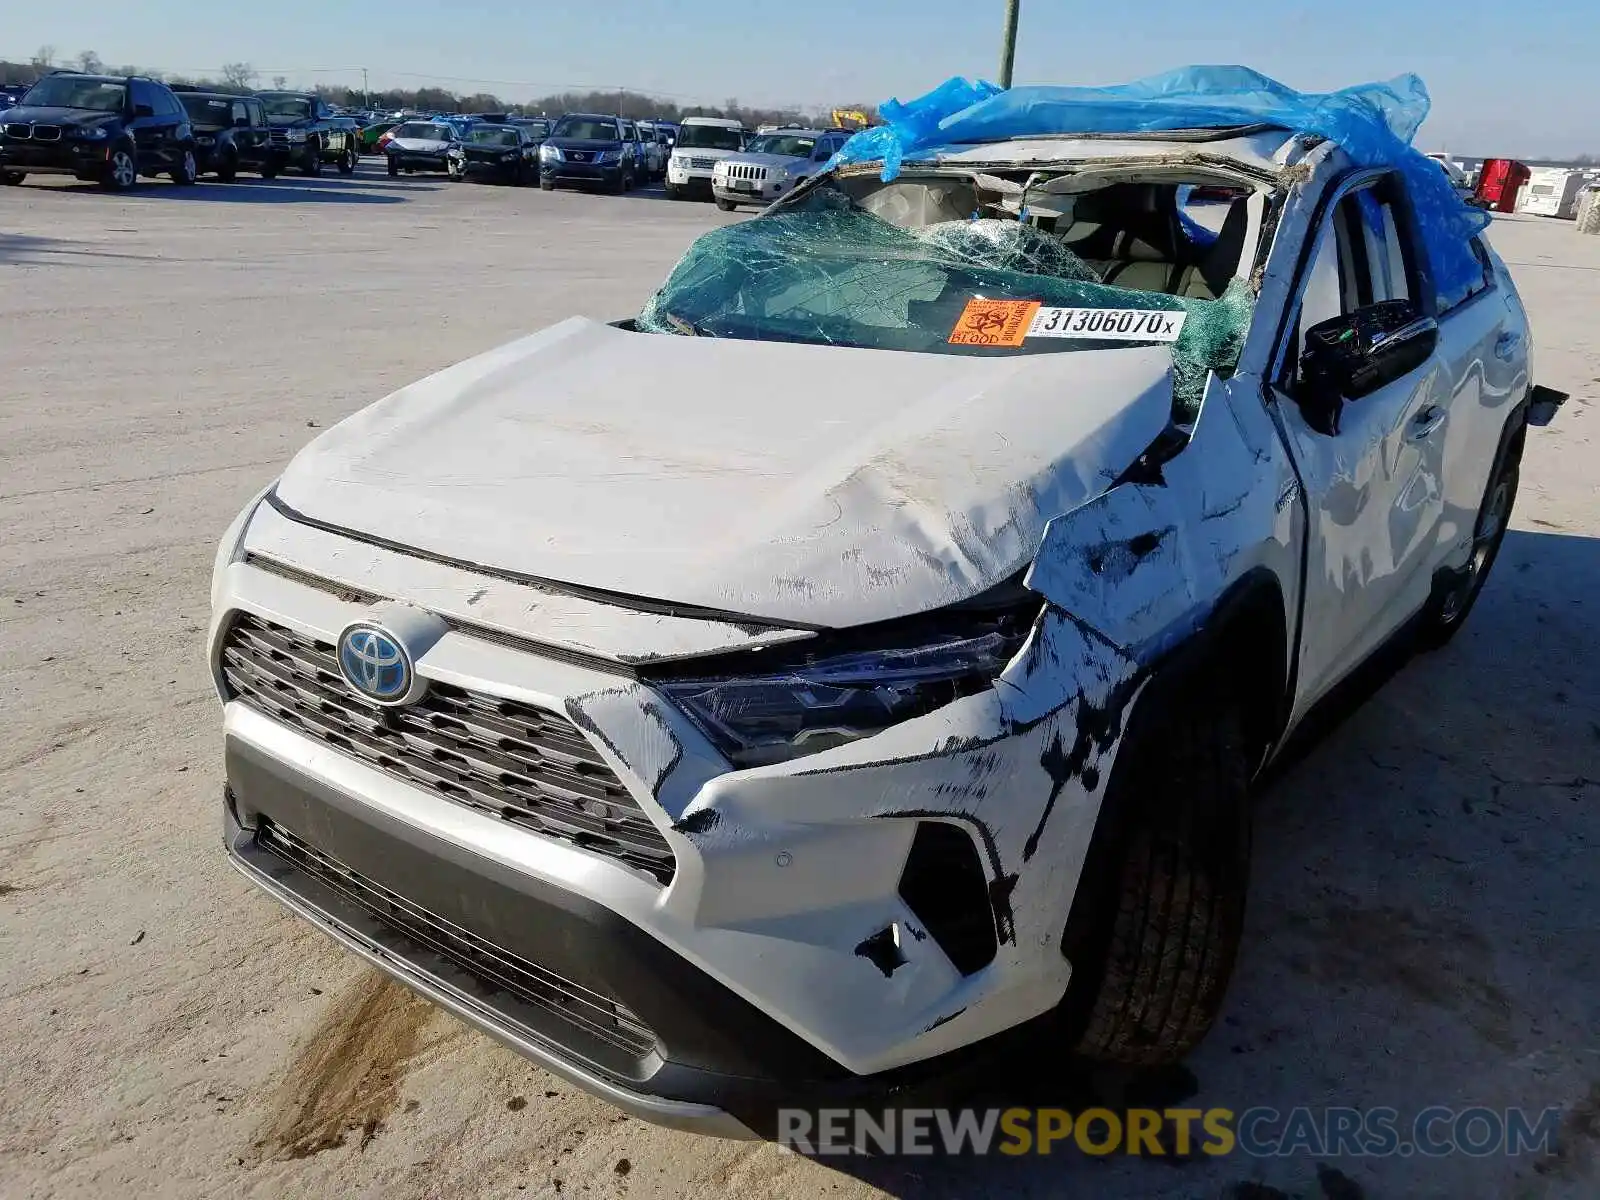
top-left (639, 177), bottom-right (1256, 418)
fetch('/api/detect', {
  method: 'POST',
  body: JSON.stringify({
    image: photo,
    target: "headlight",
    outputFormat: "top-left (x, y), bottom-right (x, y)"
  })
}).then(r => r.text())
top-left (540, 144), bottom-right (561, 161)
top-left (77, 126), bottom-right (109, 141)
top-left (195, 135), bottom-right (215, 145)
top-left (501, 150), bottom-right (517, 162)
top-left (597, 149), bottom-right (620, 164)
top-left (654, 598), bottom-right (1038, 767)
top-left (286, 130), bottom-right (308, 143)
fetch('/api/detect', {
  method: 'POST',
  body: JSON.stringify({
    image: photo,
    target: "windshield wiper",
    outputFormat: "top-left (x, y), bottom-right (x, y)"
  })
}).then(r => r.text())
top-left (659, 312), bottom-right (715, 338)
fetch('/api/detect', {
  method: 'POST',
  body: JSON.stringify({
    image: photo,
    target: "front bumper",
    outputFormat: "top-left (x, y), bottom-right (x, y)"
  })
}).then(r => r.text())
top-left (389, 150), bottom-right (456, 171)
top-left (712, 180), bottom-right (783, 206)
top-left (463, 157), bottom-right (527, 180)
top-left (0, 139), bottom-right (110, 175)
top-left (212, 524), bottom-right (1134, 1129)
top-left (542, 160), bottom-right (622, 185)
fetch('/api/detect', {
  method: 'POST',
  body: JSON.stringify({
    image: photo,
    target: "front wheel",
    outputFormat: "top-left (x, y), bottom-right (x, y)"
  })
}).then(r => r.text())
top-left (663, 182), bottom-right (681, 200)
top-left (338, 145), bottom-right (357, 175)
top-left (0, 170), bottom-right (24, 186)
top-left (301, 143), bottom-right (322, 176)
top-left (539, 177), bottom-right (556, 191)
top-left (102, 146), bottom-right (138, 191)
top-left (216, 153), bottom-right (238, 183)
top-left (1059, 685), bottom-right (1252, 1066)
top-left (260, 160), bottom-right (280, 180)
top-left (714, 196), bottom-right (736, 212)
top-left (386, 156), bottom-right (399, 177)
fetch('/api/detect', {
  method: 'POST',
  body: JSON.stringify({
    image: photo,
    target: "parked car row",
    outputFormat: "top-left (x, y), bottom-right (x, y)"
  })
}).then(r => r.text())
top-left (0, 70), bottom-right (364, 188)
top-left (0, 68), bottom-right (856, 202)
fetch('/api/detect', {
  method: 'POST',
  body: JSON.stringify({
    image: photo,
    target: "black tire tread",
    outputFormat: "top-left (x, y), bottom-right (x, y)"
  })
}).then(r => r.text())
top-left (1071, 697), bottom-right (1251, 1064)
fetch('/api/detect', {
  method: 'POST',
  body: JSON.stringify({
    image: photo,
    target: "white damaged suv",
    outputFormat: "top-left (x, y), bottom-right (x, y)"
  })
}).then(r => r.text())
top-left (212, 112), bottom-right (1563, 1137)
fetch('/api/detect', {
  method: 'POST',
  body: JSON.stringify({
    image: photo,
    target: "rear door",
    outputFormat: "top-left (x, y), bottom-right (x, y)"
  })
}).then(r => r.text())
top-left (1429, 236), bottom-right (1525, 584)
top-left (1270, 171), bottom-right (1452, 715)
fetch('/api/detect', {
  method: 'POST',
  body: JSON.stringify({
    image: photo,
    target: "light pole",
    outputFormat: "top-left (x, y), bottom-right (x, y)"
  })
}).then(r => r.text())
top-left (998, 0), bottom-right (1021, 89)
top-left (361, 67), bottom-right (370, 108)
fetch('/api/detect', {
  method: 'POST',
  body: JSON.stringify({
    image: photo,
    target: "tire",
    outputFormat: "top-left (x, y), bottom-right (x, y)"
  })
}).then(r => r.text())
top-left (171, 148), bottom-right (198, 185)
top-left (1418, 435), bottom-right (1521, 648)
top-left (102, 145), bottom-right (138, 191)
top-left (447, 158), bottom-right (464, 181)
top-left (301, 143), bottom-right (322, 176)
top-left (714, 196), bottom-right (737, 212)
top-left (664, 182), bottom-right (681, 200)
top-left (540, 177), bottom-right (556, 191)
top-left (386, 157), bottom-right (399, 177)
top-left (1059, 683), bottom-right (1252, 1066)
top-left (0, 170), bottom-right (24, 186)
top-left (216, 154), bottom-right (238, 184)
top-left (338, 145), bottom-right (357, 175)
top-left (260, 161), bottom-right (280, 181)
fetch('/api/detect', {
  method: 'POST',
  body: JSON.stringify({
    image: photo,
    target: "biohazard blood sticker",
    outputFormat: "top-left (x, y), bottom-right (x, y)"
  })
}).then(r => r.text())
top-left (949, 299), bottom-right (1042, 347)
top-left (1028, 307), bottom-right (1188, 342)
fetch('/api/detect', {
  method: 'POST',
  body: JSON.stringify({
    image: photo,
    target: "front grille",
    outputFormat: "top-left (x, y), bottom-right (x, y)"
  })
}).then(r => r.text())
top-left (257, 819), bottom-right (658, 1058)
top-left (567, 151), bottom-right (592, 163)
top-left (30, 125), bottom-right (61, 142)
top-left (725, 162), bottom-right (768, 182)
top-left (687, 156), bottom-right (715, 170)
top-left (3, 123), bottom-right (31, 139)
top-left (221, 613), bottom-right (676, 883)
top-left (268, 129), bottom-right (288, 146)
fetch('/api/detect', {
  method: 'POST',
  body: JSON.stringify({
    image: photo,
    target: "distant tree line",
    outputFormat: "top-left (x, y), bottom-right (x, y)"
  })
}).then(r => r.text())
top-left (0, 47), bottom-right (875, 129)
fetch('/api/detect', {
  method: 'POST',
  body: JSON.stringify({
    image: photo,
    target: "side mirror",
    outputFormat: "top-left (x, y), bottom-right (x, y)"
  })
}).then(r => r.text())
top-left (1298, 300), bottom-right (1437, 432)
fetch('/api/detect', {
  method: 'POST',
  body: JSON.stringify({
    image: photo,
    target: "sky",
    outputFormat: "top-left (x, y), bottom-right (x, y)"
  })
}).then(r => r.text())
top-left (6, 0), bottom-right (1597, 157)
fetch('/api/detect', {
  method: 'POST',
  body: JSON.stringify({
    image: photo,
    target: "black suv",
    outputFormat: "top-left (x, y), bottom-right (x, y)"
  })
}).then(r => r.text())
top-left (538, 113), bottom-right (641, 193)
top-left (256, 91), bottom-right (359, 176)
top-left (0, 72), bottom-right (199, 190)
top-left (173, 90), bottom-right (282, 181)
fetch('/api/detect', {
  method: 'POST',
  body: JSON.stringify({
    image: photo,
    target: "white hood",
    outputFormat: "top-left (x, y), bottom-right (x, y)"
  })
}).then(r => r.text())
top-left (274, 319), bottom-right (1176, 627)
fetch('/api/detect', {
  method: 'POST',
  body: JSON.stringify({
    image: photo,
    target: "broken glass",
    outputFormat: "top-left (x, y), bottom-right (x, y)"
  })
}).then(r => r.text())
top-left (639, 187), bottom-right (1253, 422)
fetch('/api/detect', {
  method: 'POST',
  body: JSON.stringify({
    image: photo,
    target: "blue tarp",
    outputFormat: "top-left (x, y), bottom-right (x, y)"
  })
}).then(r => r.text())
top-left (834, 66), bottom-right (1491, 310)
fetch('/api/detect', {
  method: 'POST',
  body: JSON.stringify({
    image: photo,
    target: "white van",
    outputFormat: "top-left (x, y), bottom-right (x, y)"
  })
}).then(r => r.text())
top-left (665, 116), bottom-right (746, 200)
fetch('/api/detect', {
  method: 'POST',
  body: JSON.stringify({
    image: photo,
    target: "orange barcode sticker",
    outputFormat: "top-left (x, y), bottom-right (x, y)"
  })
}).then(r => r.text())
top-left (948, 299), bottom-right (1041, 347)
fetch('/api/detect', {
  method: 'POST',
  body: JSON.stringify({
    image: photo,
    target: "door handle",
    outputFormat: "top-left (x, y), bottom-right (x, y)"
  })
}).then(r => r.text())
top-left (1494, 331), bottom-right (1522, 361)
top-left (1408, 405), bottom-right (1447, 441)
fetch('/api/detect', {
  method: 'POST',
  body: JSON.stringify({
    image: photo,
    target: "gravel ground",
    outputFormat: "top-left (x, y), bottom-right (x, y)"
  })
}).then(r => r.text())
top-left (1, 169), bottom-right (1597, 1200)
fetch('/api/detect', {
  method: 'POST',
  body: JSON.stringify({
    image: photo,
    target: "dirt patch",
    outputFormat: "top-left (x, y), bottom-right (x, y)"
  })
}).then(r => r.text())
top-left (1536, 1080), bottom-right (1600, 1180)
top-left (1281, 891), bottom-right (1515, 1052)
top-left (253, 970), bottom-right (436, 1161)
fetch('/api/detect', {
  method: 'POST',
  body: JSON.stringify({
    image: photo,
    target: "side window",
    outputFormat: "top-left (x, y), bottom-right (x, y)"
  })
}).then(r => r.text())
top-left (130, 80), bottom-right (156, 113)
top-left (231, 100), bottom-right (249, 127)
top-left (248, 100), bottom-right (265, 126)
top-left (1293, 175), bottom-right (1418, 361)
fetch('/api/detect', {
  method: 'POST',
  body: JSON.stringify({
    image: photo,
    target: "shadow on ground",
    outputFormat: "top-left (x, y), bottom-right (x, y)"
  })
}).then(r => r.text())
top-left (786, 526), bottom-right (1600, 1199)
